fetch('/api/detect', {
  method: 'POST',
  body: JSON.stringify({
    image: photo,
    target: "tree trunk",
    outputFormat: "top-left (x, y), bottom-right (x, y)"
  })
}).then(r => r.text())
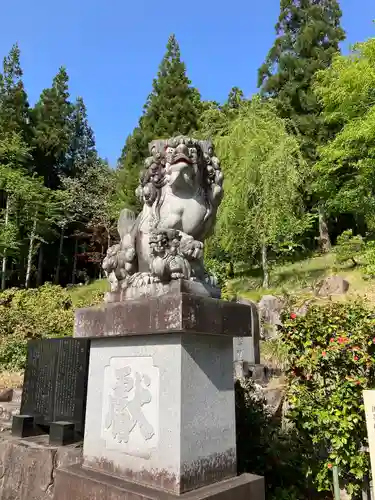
top-left (36, 244), bottom-right (43, 286)
top-left (107, 232), bottom-right (111, 250)
top-left (227, 261), bottom-right (234, 279)
top-left (261, 244), bottom-right (269, 289)
top-left (1, 196), bottom-right (10, 291)
top-left (99, 244), bottom-right (104, 279)
top-left (54, 227), bottom-right (64, 284)
top-left (72, 238), bottom-right (78, 285)
top-left (318, 205), bottom-right (331, 253)
top-left (25, 217), bottom-right (37, 289)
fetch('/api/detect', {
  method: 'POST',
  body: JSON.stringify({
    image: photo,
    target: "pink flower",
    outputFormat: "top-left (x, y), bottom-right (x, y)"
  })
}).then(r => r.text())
top-left (290, 313), bottom-right (297, 319)
top-left (354, 356), bottom-right (359, 361)
top-left (322, 351), bottom-right (327, 357)
top-left (327, 463), bottom-right (332, 469)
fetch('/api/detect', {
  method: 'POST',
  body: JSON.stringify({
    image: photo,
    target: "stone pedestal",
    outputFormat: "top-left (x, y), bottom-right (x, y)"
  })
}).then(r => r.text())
top-left (54, 464), bottom-right (264, 500)
top-left (54, 291), bottom-right (264, 500)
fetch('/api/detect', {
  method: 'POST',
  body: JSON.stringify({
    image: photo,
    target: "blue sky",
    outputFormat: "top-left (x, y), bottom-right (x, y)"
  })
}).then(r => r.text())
top-left (0, 1), bottom-right (374, 166)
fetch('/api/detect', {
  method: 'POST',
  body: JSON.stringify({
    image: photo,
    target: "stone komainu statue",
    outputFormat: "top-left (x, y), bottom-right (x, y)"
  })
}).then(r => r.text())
top-left (103, 136), bottom-right (224, 301)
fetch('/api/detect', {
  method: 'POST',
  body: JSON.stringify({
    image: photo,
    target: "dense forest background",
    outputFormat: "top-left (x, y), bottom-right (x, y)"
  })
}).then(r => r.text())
top-left (0, 0), bottom-right (374, 290)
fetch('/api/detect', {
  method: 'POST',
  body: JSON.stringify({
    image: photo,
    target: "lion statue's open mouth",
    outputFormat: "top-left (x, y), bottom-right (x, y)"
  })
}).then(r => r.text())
top-left (171, 152), bottom-right (192, 165)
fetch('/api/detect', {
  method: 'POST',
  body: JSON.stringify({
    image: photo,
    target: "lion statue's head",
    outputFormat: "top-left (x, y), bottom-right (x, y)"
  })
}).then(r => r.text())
top-left (136, 136), bottom-right (224, 222)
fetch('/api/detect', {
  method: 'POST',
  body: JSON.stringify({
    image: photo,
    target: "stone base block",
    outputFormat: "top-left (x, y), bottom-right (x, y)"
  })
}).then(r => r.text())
top-left (54, 464), bottom-right (265, 500)
top-left (82, 334), bottom-right (237, 494)
top-left (12, 415), bottom-right (44, 438)
top-left (75, 290), bottom-right (252, 339)
top-left (49, 421), bottom-right (76, 446)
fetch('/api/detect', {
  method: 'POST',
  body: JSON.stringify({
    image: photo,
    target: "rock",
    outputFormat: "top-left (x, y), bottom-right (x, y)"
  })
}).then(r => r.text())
top-left (255, 374), bottom-right (286, 419)
top-left (0, 432), bottom-right (82, 500)
top-left (258, 295), bottom-right (285, 340)
top-left (0, 389), bottom-right (13, 403)
top-left (0, 402), bottom-right (20, 430)
top-left (315, 275), bottom-right (349, 297)
top-left (0, 389), bottom-right (22, 430)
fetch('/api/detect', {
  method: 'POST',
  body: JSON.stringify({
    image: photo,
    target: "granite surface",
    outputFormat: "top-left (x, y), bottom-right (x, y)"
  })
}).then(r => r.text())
top-left (75, 290), bottom-right (252, 339)
top-left (82, 334), bottom-right (236, 494)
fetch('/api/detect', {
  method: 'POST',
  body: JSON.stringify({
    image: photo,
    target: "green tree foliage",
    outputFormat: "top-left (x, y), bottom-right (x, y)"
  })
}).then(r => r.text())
top-left (60, 158), bottom-right (117, 269)
top-left (281, 300), bottom-right (375, 497)
top-left (32, 67), bottom-right (74, 188)
top-left (116, 129), bottom-right (144, 212)
top-left (335, 229), bottom-right (364, 267)
top-left (258, 0), bottom-right (345, 251)
top-left (214, 99), bottom-right (308, 287)
top-left (0, 44), bottom-right (31, 140)
top-left (52, 158), bottom-right (116, 285)
top-left (225, 86), bottom-right (244, 110)
top-left (117, 34), bottom-right (202, 211)
top-left (0, 43), bottom-right (114, 288)
top-left (142, 34), bottom-right (201, 138)
top-left (314, 37), bottom-right (375, 230)
top-left (65, 96), bottom-right (97, 177)
top-left (258, 0), bottom-right (345, 160)
top-left (198, 88), bottom-right (245, 139)
top-left (0, 132), bottom-right (34, 288)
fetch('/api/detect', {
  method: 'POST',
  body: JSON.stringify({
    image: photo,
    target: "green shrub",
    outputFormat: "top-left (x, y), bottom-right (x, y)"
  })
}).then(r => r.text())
top-left (0, 283), bottom-right (103, 371)
top-left (204, 258), bottom-right (229, 287)
top-left (0, 334), bottom-right (28, 372)
top-left (204, 258), bottom-right (237, 300)
top-left (335, 229), bottom-right (364, 266)
top-left (363, 240), bottom-right (375, 277)
top-left (280, 300), bottom-right (375, 498)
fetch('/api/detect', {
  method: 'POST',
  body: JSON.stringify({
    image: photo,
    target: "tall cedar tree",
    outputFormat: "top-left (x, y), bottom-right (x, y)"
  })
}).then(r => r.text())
top-left (117, 34), bottom-right (202, 211)
top-left (0, 44), bottom-right (34, 287)
top-left (32, 67), bottom-right (74, 188)
top-left (0, 44), bottom-right (30, 137)
top-left (258, 0), bottom-right (345, 250)
top-left (65, 96), bottom-right (97, 177)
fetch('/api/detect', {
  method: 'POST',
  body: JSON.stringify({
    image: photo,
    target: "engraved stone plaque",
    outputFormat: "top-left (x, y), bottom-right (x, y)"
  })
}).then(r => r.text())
top-left (101, 356), bottom-right (159, 458)
top-left (20, 338), bottom-right (90, 433)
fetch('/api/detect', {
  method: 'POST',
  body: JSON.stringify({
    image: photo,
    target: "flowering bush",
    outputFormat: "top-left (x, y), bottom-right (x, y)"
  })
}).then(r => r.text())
top-left (280, 300), bottom-right (375, 497)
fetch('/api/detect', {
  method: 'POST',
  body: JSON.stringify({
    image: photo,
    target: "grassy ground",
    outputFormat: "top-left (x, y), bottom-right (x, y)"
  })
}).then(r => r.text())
top-left (230, 252), bottom-right (375, 302)
top-left (0, 371), bottom-right (23, 389)
top-left (65, 253), bottom-right (375, 305)
top-left (67, 279), bottom-right (109, 307)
